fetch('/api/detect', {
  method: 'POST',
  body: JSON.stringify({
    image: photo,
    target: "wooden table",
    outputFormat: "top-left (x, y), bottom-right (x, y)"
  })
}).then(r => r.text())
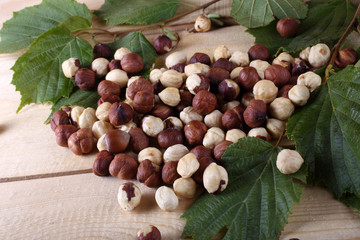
top-left (0, 0), bottom-right (359, 239)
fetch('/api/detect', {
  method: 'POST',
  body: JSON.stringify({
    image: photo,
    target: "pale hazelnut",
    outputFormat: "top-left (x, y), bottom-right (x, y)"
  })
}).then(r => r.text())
top-left (184, 63), bottom-right (210, 77)
top-left (272, 52), bottom-right (294, 65)
top-left (230, 67), bottom-right (244, 80)
top-left (114, 47), bottom-right (131, 60)
top-left (116, 121), bottom-right (137, 133)
top-left (253, 80), bottom-right (278, 104)
top-left (276, 149), bottom-right (304, 174)
top-left (249, 60), bottom-right (270, 79)
top-left (269, 97), bottom-right (295, 120)
top-left (203, 163), bottom-right (228, 194)
top-left (194, 15), bottom-right (211, 32)
top-left (225, 129), bottom-right (246, 143)
top-left (104, 130), bottom-right (130, 154)
top-left (266, 118), bottom-right (286, 139)
top-left (163, 144), bottom-right (189, 163)
top-left (213, 45), bottom-right (231, 61)
top-left (222, 100), bottom-right (240, 112)
top-left (241, 92), bottom-right (255, 107)
top-left (97, 134), bottom-right (106, 151)
top-left (203, 127), bottom-right (225, 149)
top-left (138, 147), bottom-right (163, 165)
top-left (68, 128), bottom-right (94, 155)
top-left (118, 182), bottom-right (141, 211)
top-left (95, 102), bottom-right (111, 121)
top-left (149, 69), bottom-right (163, 83)
top-left (155, 186), bottom-right (179, 211)
top-left (165, 51), bottom-right (187, 68)
top-left (247, 127), bottom-right (270, 141)
top-left (180, 106), bottom-right (203, 124)
top-left (78, 107), bottom-right (98, 129)
top-left (70, 106), bottom-right (85, 127)
top-left (297, 71), bottom-right (322, 92)
top-left (62, 58), bottom-right (80, 78)
top-left (177, 153), bottom-right (200, 178)
top-left (137, 225), bottom-right (161, 240)
top-left (204, 110), bottom-right (223, 128)
top-left (105, 69), bottom-right (128, 88)
top-left (186, 74), bottom-right (210, 95)
top-left (218, 79), bottom-right (240, 101)
top-left (142, 115), bottom-right (165, 137)
top-left (91, 58), bottom-right (109, 77)
top-left (299, 47), bottom-right (311, 62)
top-left (157, 87), bottom-right (180, 107)
top-left (184, 120), bottom-right (208, 146)
top-left (164, 117), bottom-right (183, 130)
top-left (288, 85), bottom-right (310, 106)
top-left (92, 120), bottom-right (113, 139)
top-left (173, 177), bottom-right (197, 198)
top-left (159, 70), bottom-right (183, 88)
top-left (229, 51), bottom-right (249, 67)
top-left (308, 43), bottom-right (330, 67)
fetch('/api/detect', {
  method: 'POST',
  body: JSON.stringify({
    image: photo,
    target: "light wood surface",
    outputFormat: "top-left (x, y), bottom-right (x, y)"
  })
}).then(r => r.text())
top-left (0, 0), bottom-right (359, 239)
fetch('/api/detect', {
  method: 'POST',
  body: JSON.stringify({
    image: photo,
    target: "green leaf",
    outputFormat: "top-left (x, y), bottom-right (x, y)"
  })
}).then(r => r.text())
top-left (287, 66), bottom-right (360, 198)
top-left (182, 138), bottom-right (305, 240)
top-left (247, 0), bottom-right (356, 54)
top-left (0, 0), bottom-right (91, 53)
top-left (11, 26), bottom-right (93, 112)
top-left (340, 193), bottom-right (360, 211)
top-left (109, 32), bottom-right (157, 74)
top-left (230, 0), bottom-right (308, 28)
top-left (94, 0), bottom-right (180, 25)
top-left (163, 28), bottom-right (177, 41)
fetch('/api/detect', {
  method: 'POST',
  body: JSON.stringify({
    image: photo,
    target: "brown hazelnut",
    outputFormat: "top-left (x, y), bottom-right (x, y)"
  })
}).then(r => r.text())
top-left (170, 63), bottom-right (186, 73)
top-left (184, 120), bottom-right (208, 146)
top-left (51, 110), bottom-right (70, 131)
top-left (205, 67), bottom-right (230, 86)
top-left (190, 145), bottom-right (213, 160)
top-left (97, 94), bottom-right (120, 106)
top-left (109, 102), bottom-right (134, 126)
top-left (264, 65), bottom-right (291, 87)
top-left (74, 68), bottom-right (96, 90)
top-left (276, 17), bottom-right (299, 38)
top-left (162, 161), bottom-right (181, 185)
top-left (186, 74), bottom-right (210, 95)
top-left (288, 75), bottom-right (298, 85)
top-left (104, 129), bottom-right (130, 154)
top-left (291, 58), bottom-right (308, 76)
top-left (278, 84), bottom-right (293, 98)
top-left (133, 91), bottom-right (155, 114)
top-left (137, 225), bottom-right (161, 240)
top-left (248, 44), bottom-right (271, 61)
top-left (192, 156), bottom-right (214, 184)
top-left (93, 43), bottom-right (112, 59)
top-left (243, 99), bottom-right (267, 128)
top-left (109, 153), bottom-right (138, 179)
top-left (109, 60), bottom-right (121, 71)
top-left (192, 90), bottom-right (217, 115)
top-left (121, 53), bottom-right (144, 73)
top-left (176, 91), bottom-right (193, 112)
top-left (93, 150), bottom-right (114, 176)
top-left (237, 66), bottom-right (260, 91)
top-left (157, 129), bottom-right (184, 148)
top-left (137, 159), bottom-right (162, 188)
top-left (154, 35), bottom-right (172, 54)
top-left (68, 128), bottom-right (94, 155)
top-left (97, 80), bottom-right (121, 97)
top-left (129, 127), bottom-right (149, 153)
top-left (214, 140), bottom-right (232, 161)
top-left (152, 81), bottom-right (165, 95)
top-left (189, 52), bottom-right (211, 66)
top-left (126, 77), bottom-right (153, 100)
top-left (221, 105), bottom-right (244, 130)
top-left (241, 92), bottom-right (255, 107)
top-left (213, 58), bottom-right (234, 72)
top-left (150, 103), bottom-right (173, 120)
top-left (54, 125), bottom-right (77, 147)
top-left (334, 48), bottom-right (358, 68)
top-left (217, 79), bottom-right (240, 101)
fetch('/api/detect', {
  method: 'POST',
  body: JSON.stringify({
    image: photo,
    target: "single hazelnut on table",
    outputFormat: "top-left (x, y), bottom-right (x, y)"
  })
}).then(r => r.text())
top-left (109, 153), bottom-right (138, 179)
top-left (189, 52), bottom-right (211, 66)
top-left (158, 87), bottom-right (181, 107)
top-left (269, 97), bottom-right (295, 121)
top-left (54, 125), bottom-right (77, 147)
top-left (180, 106), bottom-right (204, 124)
top-left (114, 47), bottom-right (131, 61)
top-left (108, 59), bottom-right (121, 71)
top-left (118, 182), bottom-right (141, 211)
top-left (165, 51), bottom-right (187, 68)
top-left (297, 71), bottom-right (322, 92)
top-left (70, 106), bottom-right (85, 127)
top-left (221, 105), bottom-right (244, 130)
top-left (278, 84), bottom-right (294, 98)
top-left (266, 118), bottom-right (286, 139)
top-left (153, 35), bottom-right (172, 54)
top-left (138, 147), bottom-right (163, 165)
top-left (237, 66), bottom-right (261, 91)
top-left (204, 110), bottom-right (223, 128)
top-left (155, 186), bottom-right (179, 211)
top-left (170, 63), bottom-right (186, 73)
top-left (160, 69), bottom-right (183, 88)
top-left (213, 45), bottom-right (231, 61)
top-left (92, 120), bottom-right (113, 139)
top-left (203, 162), bottom-right (228, 194)
top-left (104, 129), bottom-right (130, 154)
top-left (74, 68), bottom-right (96, 90)
top-left (230, 66), bottom-right (244, 80)
top-left (192, 156), bottom-right (214, 184)
top-left (248, 44), bottom-right (271, 61)
top-left (121, 52), bottom-right (144, 73)
top-left (229, 51), bottom-right (249, 67)
top-left (243, 99), bottom-right (267, 128)
top-left (177, 153), bottom-right (200, 178)
top-left (97, 94), bottom-right (120, 106)
top-left (92, 150), bottom-right (114, 176)
top-left (137, 225), bottom-right (161, 240)
top-left (218, 79), bottom-right (240, 101)
top-left (142, 115), bottom-right (165, 137)
top-left (137, 159), bottom-right (162, 188)
top-left (51, 110), bottom-right (70, 131)
top-left (128, 128), bottom-right (149, 153)
top-left (276, 149), bottom-right (304, 174)
top-left (190, 145), bottom-right (213, 160)
top-left (184, 120), bottom-right (208, 146)
top-left (264, 65), bottom-right (291, 87)
top-left (253, 80), bottom-right (278, 104)
top-left (308, 43), bottom-right (331, 68)
top-left (241, 92), bottom-right (255, 107)
top-left (95, 102), bottom-right (111, 121)
top-left (93, 43), bottom-right (112, 59)
top-left (248, 127), bottom-right (271, 141)
top-left (127, 77), bottom-right (153, 100)
top-left (91, 57), bottom-right (109, 78)
top-left (105, 69), bottom-right (129, 88)
top-left (249, 60), bottom-right (270, 79)
top-left (195, 15), bottom-right (211, 32)
top-left (184, 63), bottom-right (210, 77)
top-left (205, 67), bottom-right (230, 86)
top-left (157, 129), bottom-right (184, 149)
top-left (288, 85), bottom-right (310, 106)
top-left (163, 144), bottom-right (189, 163)
top-left (203, 127), bottom-right (225, 149)
top-left (276, 17), bottom-right (299, 38)
top-left (225, 129), bottom-right (246, 143)
top-left (68, 128), bottom-right (94, 155)
top-left (162, 161), bottom-right (181, 185)
top-left (97, 80), bottom-right (121, 97)
top-left (222, 100), bottom-right (240, 112)
top-left (213, 58), bottom-right (234, 72)
top-left (62, 58), bottom-right (80, 78)
top-left (334, 48), bottom-right (358, 68)
top-left (108, 102), bottom-right (134, 126)
top-left (173, 177), bottom-right (197, 199)
top-left (133, 91), bottom-right (155, 114)
top-left (176, 91), bottom-right (193, 112)
top-left (213, 140), bottom-right (232, 161)
top-left (192, 90), bottom-right (217, 115)
top-left (164, 116), bottom-right (183, 130)
top-left (78, 107), bottom-right (98, 129)
top-left (291, 58), bottom-right (308, 76)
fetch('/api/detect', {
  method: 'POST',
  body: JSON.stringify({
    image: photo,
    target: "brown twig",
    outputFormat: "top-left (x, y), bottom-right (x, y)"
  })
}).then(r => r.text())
top-left (275, 128), bottom-right (286, 148)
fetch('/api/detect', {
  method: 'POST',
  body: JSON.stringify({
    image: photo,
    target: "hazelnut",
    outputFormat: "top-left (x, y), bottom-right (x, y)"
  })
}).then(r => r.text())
top-left (275, 60), bottom-right (292, 73)
top-left (109, 153), bottom-right (138, 179)
top-left (78, 107), bottom-right (98, 129)
top-left (264, 65), bottom-right (291, 87)
top-left (237, 66), bottom-right (261, 91)
top-left (137, 159), bottom-right (162, 188)
top-left (109, 60), bottom-right (122, 71)
top-left (266, 118), bottom-right (286, 139)
top-left (149, 69), bottom-right (163, 83)
top-left (300, 47), bottom-right (311, 62)
top-left (155, 186), bottom-right (179, 211)
top-left (157, 129), bottom-right (184, 148)
top-left (213, 45), bottom-right (231, 61)
top-left (253, 80), bottom-right (278, 104)
top-left (184, 120), bottom-right (208, 146)
top-left (137, 225), bottom-right (161, 240)
top-left (97, 80), bottom-right (121, 97)
top-left (269, 97), bottom-right (295, 120)
top-left (192, 90), bottom-right (217, 115)
top-left (180, 106), bottom-right (203, 124)
top-left (276, 149), bottom-right (304, 174)
top-left (292, 58), bottom-right (308, 76)
top-left (133, 91), bottom-right (155, 113)
top-left (152, 80), bottom-right (165, 95)
top-left (160, 69), bottom-right (183, 88)
top-left (241, 92), bottom-right (255, 107)
top-left (138, 147), bottom-right (163, 165)
top-left (158, 87), bottom-right (181, 107)
top-left (225, 129), bottom-right (246, 143)
top-left (247, 127), bottom-right (270, 141)
top-left (114, 47), bottom-right (131, 61)
top-left (163, 144), bottom-right (189, 163)
top-left (186, 74), bottom-right (210, 95)
top-left (153, 35), bottom-right (172, 54)
top-left (142, 115), bottom-right (165, 137)
top-left (51, 110), bottom-right (70, 131)
top-left (205, 67), bottom-right (230, 86)
top-left (204, 110), bottom-right (223, 128)
top-left (213, 140), bottom-right (232, 161)
top-left (121, 53), bottom-right (144, 73)
top-left (190, 145), bottom-right (213, 160)
top-left (272, 52), bottom-right (294, 65)
top-left (91, 58), bottom-right (109, 77)
top-left (104, 129), bottom-right (130, 154)
top-left (194, 15), bottom-right (211, 32)
top-left (203, 162), bottom-right (228, 194)
top-left (70, 106), bottom-right (85, 127)
top-left (249, 60), bottom-right (270, 79)
top-left (176, 91), bottom-right (193, 112)
top-left (189, 52), bottom-right (211, 66)
top-left (92, 120), bottom-right (113, 139)
top-left (335, 48), bottom-right (358, 68)
top-left (276, 17), bottom-right (299, 38)
top-left (192, 156), bottom-right (214, 184)
top-left (277, 84), bottom-right (293, 98)
top-left (109, 102), bottom-right (134, 126)
top-left (54, 125), bottom-right (77, 147)
top-left (117, 121), bottom-right (137, 133)
top-left (230, 67), bottom-right (244, 80)
top-left (173, 177), bottom-right (197, 198)
top-left (177, 153), bottom-right (200, 178)
top-left (105, 69), bottom-right (129, 88)
top-left (222, 100), bottom-right (240, 112)
top-left (248, 44), bottom-right (270, 61)
top-left (288, 85), bottom-right (310, 106)
top-left (221, 105), bottom-right (244, 130)
top-left (185, 63), bottom-right (210, 77)
top-left (118, 182), bottom-right (141, 211)
top-left (93, 43), bottom-right (112, 59)
top-left (297, 71), bottom-right (321, 92)
top-left (97, 134), bottom-right (106, 152)
top-left (218, 79), bottom-right (240, 101)
top-left (243, 99), bottom-right (267, 128)
top-left (229, 51), bottom-right (249, 67)
top-left (95, 102), bottom-right (111, 121)
top-left (97, 94), bottom-right (120, 106)
top-left (92, 150), bottom-right (114, 176)
top-left (308, 43), bottom-right (330, 67)
top-left (162, 161), bottom-right (181, 185)
top-left (170, 63), bottom-right (186, 73)
top-left (213, 58), bottom-right (234, 72)
top-left (165, 51), bottom-right (187, 68)
top-left (62, 58), bottom-right (80, 78)
top-left (203, 127), bottom-right (225, 149)
top-left (68, 128), bottom-right (94, 155)
top-left (164, 117), bottom-right (183, 130)
top-left (289, 75), bottom-right (299, 85)
top-left (74, 68), bottom-right (96, 90)
top-left (127, 78), bottom-right (153, 100)
top-left (128, 127), bottom-right (149, 153)
top-left (149, 103), bottom-right (173, 120)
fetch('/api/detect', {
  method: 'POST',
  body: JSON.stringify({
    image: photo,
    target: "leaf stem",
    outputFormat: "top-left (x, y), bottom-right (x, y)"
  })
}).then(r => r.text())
top-left (275, 128), bottom-right (286, 148)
